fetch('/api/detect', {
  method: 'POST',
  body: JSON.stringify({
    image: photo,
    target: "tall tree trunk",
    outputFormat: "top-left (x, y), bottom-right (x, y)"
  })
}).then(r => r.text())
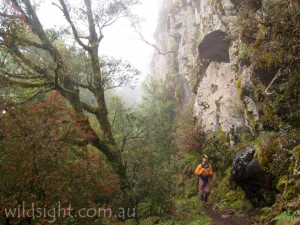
top-left (60, 89), bottom-right (131, 203)
top-left (0, 0), bottom-right (135, 207)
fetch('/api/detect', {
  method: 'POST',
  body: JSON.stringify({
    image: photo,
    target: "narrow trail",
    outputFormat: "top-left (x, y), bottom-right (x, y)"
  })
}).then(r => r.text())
top-left (203, 205), bottom-right (256, 225)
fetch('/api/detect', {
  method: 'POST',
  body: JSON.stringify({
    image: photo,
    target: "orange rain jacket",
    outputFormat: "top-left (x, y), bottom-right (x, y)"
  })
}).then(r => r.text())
top-left (194, 163), bottom-right (213, 177)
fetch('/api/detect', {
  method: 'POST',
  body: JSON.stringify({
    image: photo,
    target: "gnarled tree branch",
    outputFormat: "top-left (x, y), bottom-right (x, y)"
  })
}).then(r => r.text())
top-left (57, 0), bottom-right (91, 51)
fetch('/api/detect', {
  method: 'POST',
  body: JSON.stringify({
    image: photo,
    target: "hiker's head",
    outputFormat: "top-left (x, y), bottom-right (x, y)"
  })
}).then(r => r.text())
top-left (202, 155), bottom-right (208, 163)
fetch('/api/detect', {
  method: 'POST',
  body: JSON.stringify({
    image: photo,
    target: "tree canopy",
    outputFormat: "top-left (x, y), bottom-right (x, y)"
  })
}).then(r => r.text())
top-left (0, 0), bottom-right (140, 197)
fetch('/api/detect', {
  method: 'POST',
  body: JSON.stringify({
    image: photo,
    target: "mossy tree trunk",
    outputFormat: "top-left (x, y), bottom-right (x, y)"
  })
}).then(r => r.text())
top-left (0, 0), bottom-right (138, 203)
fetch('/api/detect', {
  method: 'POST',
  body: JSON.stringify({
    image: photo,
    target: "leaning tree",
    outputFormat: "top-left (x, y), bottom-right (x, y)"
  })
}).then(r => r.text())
top-left (0, 0), bottom-right (140, 203)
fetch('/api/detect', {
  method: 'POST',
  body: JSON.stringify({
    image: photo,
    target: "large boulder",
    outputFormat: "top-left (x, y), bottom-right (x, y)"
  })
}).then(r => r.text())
top-left (231, 146), bottom-right (277, 207)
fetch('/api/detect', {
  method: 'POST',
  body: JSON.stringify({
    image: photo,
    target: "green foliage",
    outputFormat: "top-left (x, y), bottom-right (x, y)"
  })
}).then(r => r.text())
top-left (139, 216), bottom-right (161, 225)
top-left (177, 152), bottom-right (202, 177)
top-left (260, 102), bottom-right (282, 132)
top-left (274, 68), bottom-right (300, 127)
top-left (182, 177), bottom-right (198, 198)
top-left (236, 0), bottom-right (300, 132)
top-left (202, 128), bottom-right (233, 172)
top-left (0, 92), bottom-right (120, 224)
top-left (124, 218), bottom-right (138, 225)
top-left (238, 43), bottom-right (251, 64)
top-left (106, 78), bottom-right (177, 220)
top-left (186, 215), bottom-right (211, 225)
top-left (257, 67), bottom-right (300, 130)
top-left (210, 168), bottom-right (253, 213)
top-left (173, 99), bottom-right (233, 175)
top-left (238, 0), bottom-right (300, 69)
top-left (256, 132), bottom-right (300, 223)
top-left (175, 152), bottom-right (200, 198)
top-left (157, 220), bottom-right (175, 225)
top-left (101, 218), bottom-right (120, 225)
top-left (276, 175), bottom-right (288, 192)
top-left (137, 199), bottom-right (163, 218)
top-left (253, 132), bottom-right (290, 177)
top-left (283, 184), bottom-right (300, 201)
top-left (235, 74), bottom-right (243, 100)
top-left (108, 95), bottom-right (146, 152)
top-left (272, 210), bottom-right (300, 225)
top-left (173, 100), bottom-right (206, 154)
top-left (169, 196), bottom-right (211, 225)
top-left (290, 144), bottom-right (300, 176)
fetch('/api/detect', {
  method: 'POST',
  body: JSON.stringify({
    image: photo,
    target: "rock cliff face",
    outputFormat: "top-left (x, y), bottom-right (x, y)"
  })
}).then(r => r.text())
top-left (150, 0), bottom-right (300, 214)
top-left (150, 0), bottom-right (257, 134)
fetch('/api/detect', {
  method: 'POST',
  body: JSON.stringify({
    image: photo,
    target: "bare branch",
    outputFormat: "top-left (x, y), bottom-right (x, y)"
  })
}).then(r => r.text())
top-left (83, 0), bottom-right (99, 46)
top-left (132, 20), bottom-right (176, 55)
top-left (78, 35), bottom-right (90, 40)
top-left (120, 126), bottom-right (147, 152)
top-left (111, 104), bottom-right (122, 127)
top-left (137, 31), bottom-right (176, 55)
top-left (11, 46), bottom-right (47, 76)
top-left (0, 68), bottom-right (43, 80)
top-left (0, 30), bottom-right (50, 50)
top-left (58, 0), bottom-right (91, 51)
top-left (0, 74), bottom-right (50, 88)
top-left (81, 101), bottom-right (99, 114)
top-left (9, 0), bottom-right (66, 88)
top-left (265, 68), bottom-right (282, 95)
top-left (0, 47), bottom-right (11, 68)
top-left (18, 38), bottom-right (50, 50)
top-left (77, 81), bottom-right (94, 93)
top-left (51, 2), bottom-right (63, 12)
top-left (4, 54), bottom-right (45, 79)
top-left (101, 12), bottom-right (123, 29)
top-left (16, 87), bottom-right (54, 105)
top-left (97, 24), bottom-right (104, 43)
top-left (57, 85), bottom-right (77, 95)
top-left (20, 0), bottom-right (53, 47)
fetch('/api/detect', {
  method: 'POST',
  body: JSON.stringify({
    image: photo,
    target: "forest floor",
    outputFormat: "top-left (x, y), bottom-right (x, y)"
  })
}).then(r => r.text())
top-left (203, 204), bottom-right (258, 225)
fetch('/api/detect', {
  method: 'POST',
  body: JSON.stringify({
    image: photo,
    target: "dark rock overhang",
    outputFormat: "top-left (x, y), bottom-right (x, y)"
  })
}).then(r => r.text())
top-left (198, 30), bottom-right (230, 63)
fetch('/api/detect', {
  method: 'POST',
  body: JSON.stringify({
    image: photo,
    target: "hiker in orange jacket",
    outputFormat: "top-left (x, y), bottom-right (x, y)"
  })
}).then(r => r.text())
top-left (194, 154), bottom-right (213, 205)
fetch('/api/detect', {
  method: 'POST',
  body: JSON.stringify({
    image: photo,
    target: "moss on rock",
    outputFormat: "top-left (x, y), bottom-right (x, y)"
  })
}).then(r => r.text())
top-left (282, 178), bottom-right (300, 201)
top-left (210, 168), bottom-right (253, 213)
top-left (276, 175), bottom-right (288, 192)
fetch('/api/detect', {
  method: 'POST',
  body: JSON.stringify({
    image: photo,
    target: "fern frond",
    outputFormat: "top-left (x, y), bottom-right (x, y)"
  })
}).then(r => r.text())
top-left (272, 210), bottom-right (300, 225)
top-left (139, 216), bottom-right (161, 225)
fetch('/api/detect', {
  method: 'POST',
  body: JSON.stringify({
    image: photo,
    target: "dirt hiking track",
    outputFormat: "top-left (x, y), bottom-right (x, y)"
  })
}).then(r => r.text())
top-left (203, 205), bottom-right (256, 225)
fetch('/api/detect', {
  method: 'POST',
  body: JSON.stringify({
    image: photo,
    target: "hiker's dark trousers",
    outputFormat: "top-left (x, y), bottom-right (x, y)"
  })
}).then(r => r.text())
top-left (198, 178), bottom-right (211, 203)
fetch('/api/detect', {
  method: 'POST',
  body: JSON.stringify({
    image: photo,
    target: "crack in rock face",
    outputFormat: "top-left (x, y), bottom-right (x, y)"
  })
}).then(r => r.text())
top-left (231, 146), bottom-right (277, 207)
top-left (198, 30), bottom-right (230, 63)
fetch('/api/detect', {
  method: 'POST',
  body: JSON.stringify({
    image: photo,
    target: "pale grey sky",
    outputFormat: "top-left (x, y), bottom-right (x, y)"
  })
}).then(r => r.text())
top-left (37, 0), bottom-right (161, 103)
top-left (100, 0), bottom-right (161, 73)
